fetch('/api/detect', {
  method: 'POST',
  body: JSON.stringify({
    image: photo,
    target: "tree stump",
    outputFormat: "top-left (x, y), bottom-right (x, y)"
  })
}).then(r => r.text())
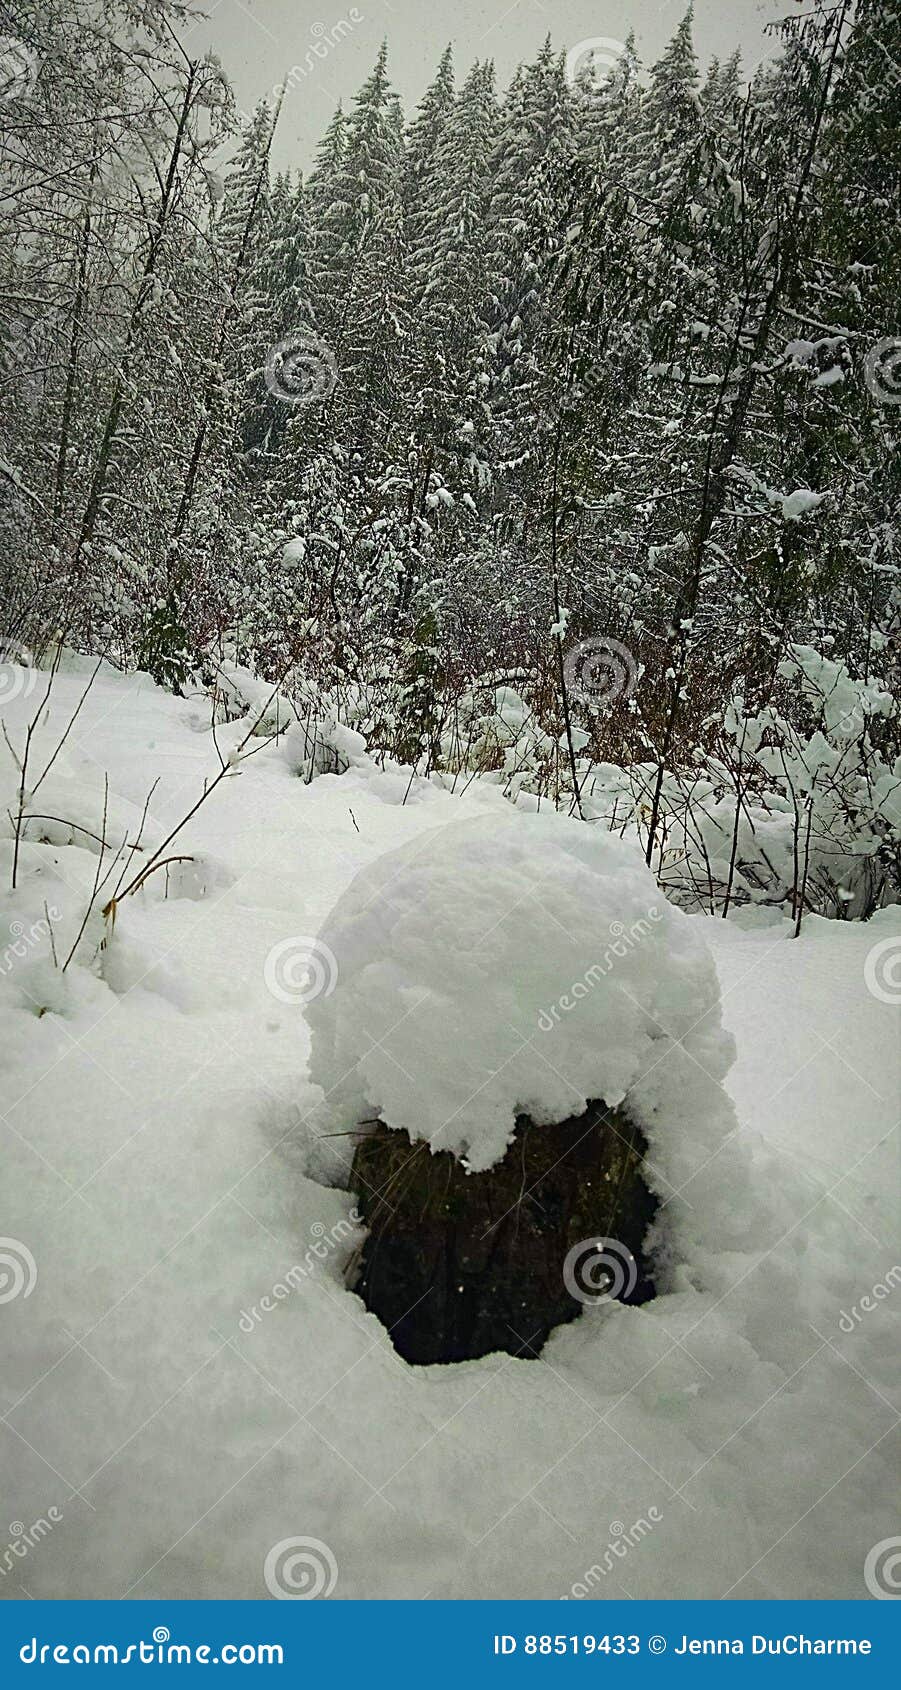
top-left (348, 1099), bottom-right (658, 1365)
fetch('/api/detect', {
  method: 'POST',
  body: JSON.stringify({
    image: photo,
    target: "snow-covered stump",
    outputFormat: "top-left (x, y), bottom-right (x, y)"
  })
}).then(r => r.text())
top-left (308, 808), bottom-right (739, 1365)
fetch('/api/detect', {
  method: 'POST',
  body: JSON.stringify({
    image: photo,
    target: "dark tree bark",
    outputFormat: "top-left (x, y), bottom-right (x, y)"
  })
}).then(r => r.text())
top-left (349, 1099), bottom-right (659, 1365)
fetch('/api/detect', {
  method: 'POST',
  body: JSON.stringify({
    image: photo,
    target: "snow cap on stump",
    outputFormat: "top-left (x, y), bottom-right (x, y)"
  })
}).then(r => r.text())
top-left (307, 808), bottom-right (738, 1193)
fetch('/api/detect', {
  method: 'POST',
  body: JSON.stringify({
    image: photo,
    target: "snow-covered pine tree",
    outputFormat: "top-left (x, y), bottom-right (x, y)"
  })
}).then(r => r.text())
top-left (485, 39), bottom-right (572, 495)
top-left (405, 59), bottom-right (499, 507)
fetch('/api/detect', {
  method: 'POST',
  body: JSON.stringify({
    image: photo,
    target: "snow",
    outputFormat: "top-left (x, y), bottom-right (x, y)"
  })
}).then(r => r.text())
top-left (281, 714), bottom-right (367, 784)
top-left (780, 488), bottom-right (825, 521)
top-left (573, 646), bottom-right (901, 923)
top-left (1, 664), bottom-right (899, 1601)
top-left (306, 810), bottom-right (740, 1185)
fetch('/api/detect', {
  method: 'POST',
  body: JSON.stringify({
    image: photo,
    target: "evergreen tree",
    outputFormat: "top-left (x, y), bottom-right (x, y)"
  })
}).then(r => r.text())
top-left (403, 44), bottom-right (455, 306)
top-left (407, 60), bottom-right (499, 499)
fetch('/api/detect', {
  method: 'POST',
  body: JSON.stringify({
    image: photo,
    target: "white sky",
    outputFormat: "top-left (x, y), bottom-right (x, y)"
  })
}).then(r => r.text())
top-left (184, 0), bottom-right (788, 171)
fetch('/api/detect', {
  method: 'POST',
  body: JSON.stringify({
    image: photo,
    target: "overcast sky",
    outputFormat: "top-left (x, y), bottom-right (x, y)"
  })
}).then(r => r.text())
top-left (184, 0), bottom-right (788, 172)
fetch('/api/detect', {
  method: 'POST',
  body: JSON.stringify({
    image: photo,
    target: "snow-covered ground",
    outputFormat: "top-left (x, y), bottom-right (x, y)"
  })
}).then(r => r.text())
top-left (1, 660), bottom-right (898, 1601)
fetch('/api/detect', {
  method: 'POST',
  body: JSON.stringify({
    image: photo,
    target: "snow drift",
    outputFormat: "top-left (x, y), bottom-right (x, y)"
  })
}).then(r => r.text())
top-left (1, 663), bottom-right (897, 1601)
top-left (307, 810), bottom-right (756, 1261)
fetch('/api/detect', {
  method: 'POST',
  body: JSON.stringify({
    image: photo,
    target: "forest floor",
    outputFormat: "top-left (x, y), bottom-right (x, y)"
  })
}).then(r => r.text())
top-left (1, 659), bottom-right (899, 1600)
